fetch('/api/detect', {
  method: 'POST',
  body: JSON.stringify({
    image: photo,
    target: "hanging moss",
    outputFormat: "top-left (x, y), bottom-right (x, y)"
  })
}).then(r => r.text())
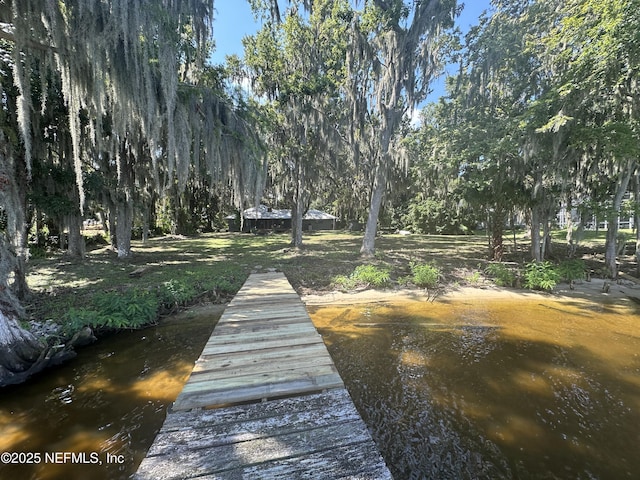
top-left (7, 0), bottom-right (264, 216)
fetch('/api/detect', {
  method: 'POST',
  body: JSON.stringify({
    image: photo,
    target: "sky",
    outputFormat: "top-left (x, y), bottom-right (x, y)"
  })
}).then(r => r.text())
top-left (209, 0), bottom-right (493, 103)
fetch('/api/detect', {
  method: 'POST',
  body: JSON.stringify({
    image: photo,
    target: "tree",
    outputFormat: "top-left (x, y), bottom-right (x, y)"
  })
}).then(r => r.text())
top-left (536, 0), bottom-right (640, 277)
top-left (0, 0), bottom-right (265, 385)
top-left (345, 0), bottom-right (458, 256)
top-left (426, 3), bottom-right (537, 261)
top-left (243, 0), bottom-right (349, 247)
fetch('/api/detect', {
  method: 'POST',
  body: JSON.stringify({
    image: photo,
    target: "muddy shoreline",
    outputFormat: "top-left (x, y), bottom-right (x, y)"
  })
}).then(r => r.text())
top-left (301, 277), bottom-right (640, 307)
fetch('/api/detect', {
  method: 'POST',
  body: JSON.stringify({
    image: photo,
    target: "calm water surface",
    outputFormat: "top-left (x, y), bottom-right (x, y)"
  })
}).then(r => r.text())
top-left (2, 297), bottom-right (638, 480)
top-left (308, 296), bottom-right (640, 480)
top-left (0, 306), bottom-right (220, 480)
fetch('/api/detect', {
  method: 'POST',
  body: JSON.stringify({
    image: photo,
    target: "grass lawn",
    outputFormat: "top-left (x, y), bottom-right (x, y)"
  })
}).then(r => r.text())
top-left (24, 230), bottom-right (636, 330)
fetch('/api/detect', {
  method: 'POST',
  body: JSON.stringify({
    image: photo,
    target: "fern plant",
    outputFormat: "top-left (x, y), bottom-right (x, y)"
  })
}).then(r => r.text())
top-left (523, 261), bottom-right (560, 291)
top-left (411, 263), bottom-right (440, 289)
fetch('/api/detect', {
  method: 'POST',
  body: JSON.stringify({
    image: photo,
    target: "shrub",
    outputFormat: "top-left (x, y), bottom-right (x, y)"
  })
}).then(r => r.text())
top-left (351, 265), bottom-right (390, 287)
top-left (159, 279), bottom-right (197, 307)
top-left (411, 263), bottom-right (440, 289)
top-left (332, 274), bottom-right (356, 290)
top-left (523, 261), bottom-right (560, 291)
top-left (332, 264), bottom-right (390, 290)
top-left (485, 263), bottom-right (516, 287)
top-left (465, 270), bottom-right (482, 285)
top-left (64, 289), bottom-right (159, 333)
top-left (556, 259), bottom-right (586, 282)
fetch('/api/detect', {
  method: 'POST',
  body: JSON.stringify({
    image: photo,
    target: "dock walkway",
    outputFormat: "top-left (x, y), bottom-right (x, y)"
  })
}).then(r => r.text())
top-left (135, 272), bottom-right (391, 479)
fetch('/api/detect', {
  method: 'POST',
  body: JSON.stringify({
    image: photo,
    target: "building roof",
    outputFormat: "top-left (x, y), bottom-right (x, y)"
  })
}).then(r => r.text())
top-left (227, 205), bottom-right (337, 220)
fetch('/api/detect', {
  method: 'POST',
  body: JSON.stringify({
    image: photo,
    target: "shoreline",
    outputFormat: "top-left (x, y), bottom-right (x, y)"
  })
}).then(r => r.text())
top-left (301, 277), bottom-right (640, 307)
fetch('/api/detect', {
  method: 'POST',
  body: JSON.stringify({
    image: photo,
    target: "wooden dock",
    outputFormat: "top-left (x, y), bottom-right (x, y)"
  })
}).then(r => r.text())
top-left (135, 272), bottom-right (391, 479)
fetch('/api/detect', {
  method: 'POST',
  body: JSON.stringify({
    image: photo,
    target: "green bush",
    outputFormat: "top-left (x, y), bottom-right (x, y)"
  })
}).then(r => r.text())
top-left (64, 289), bottom-right (159, 333)
top-left (556, 259), bottom-right (586, 282)
top-left (332, 264), bottom-right (390, 290)
top-left (411, 263), bottom-right (440, 289)
top-left (159, 279), bottom-right (197, 307)
top-left (485, 263), bottom-right (516, 287)
top-left (523, 261), bottom-right (560, 291)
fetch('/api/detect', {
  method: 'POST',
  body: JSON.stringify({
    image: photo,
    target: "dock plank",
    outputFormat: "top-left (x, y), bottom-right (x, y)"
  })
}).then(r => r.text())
top-left (191, 354), bottom-right (336, 380)
top-left (174, 373), bottom-right (344, 410)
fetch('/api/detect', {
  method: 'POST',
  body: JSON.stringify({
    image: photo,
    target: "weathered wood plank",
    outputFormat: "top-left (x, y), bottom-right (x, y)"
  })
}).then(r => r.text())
top-left (194, 343), bottom-right (329, 372)
top-left (224, 306), bottom-right (307, 321)
top-left (203, 323), bottom-right (318, 346)
top-left (201, 333), bottom-right (325, 355)
top-left (191, 354), bottom-right (336, 380)
top-left (183, 360), bottom-right (338, 390)
top-left (161, 389), bottom-right (353, 432)
top-left (135, 420), bottom-right (377, 480)
top-left (213, 318), bottom-right (313, 331)
top-left (216, 307), bottom-right (309, 328)
top-left (173, 372), bottom-right (344, 410)
top-left (218, 444), bottom-right (392, 480)
top-left (140, 390), bottom-right (390, 479)
top-left (229, 293), bottom-right (300, 305)
top-left (149, 396), bottom-right (361, 456)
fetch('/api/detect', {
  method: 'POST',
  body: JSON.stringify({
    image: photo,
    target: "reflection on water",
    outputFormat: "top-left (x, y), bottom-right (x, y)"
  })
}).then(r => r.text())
top-left (309, 297), bottom-right (640, 480)
top-left (0, 306), bottom-right (220, 480)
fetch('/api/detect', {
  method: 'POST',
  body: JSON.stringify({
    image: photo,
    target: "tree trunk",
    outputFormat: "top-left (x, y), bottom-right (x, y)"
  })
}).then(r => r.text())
top-left (291, 201), bottom-right (304, 248)
top-left (0, 309), bottom-right (45, 386)
top-left (530, 204), bottom-right (542, 262)
top-left (115, 194), bottom-right (134, 259)
top-left (605, 220), bottom-right (619, 278)
top-left (489, 207), bottom-right (505, 261)
top-left (635, 177), bottom-right (640, 277)
top-left (108, 203), bottom-right (117, 250)
top-left (290, 158), bottom-right (305, 249)
top-left (361, 163), bottom-right (386, 257)
top-left (10, 153), bottom-right (30, 300)
top-left (66, 213), bottom-right (86, 258)
top-left (541, 215), bottom-right (552, 260)
top-left (604, 161), bottom-right (634, 278)
top-left (565, 194), bottom-right (576, 257)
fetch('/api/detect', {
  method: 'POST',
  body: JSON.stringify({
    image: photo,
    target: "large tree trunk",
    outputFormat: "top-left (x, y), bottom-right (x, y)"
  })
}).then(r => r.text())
top-left (107, 202), bottom-right (118, 251)
top-left (115, 193), bottom-right (134, 259)
top-left (530, 204), bottom-right (542, 262)
top-left (489, 207), bottom-right (506, 262)
top-left (604, 162), bottom-right (634, 278)
top-left (291, 202), bottom-right (304, 248)
top-left (604, 219), bottom-right (619, 279)
top-left (541, 213), bottom-right (552, 260)
top-left (290, 158), bottom-right (305, 249)
top-left (635, 177), bottom-right (640, 277)
top-left (9, 152), bottom-right (30, 300)
top-left (66, 213), bottom-right (86, 258)
top-left (0, 309), bottom-right (46, 386)
top-left (361, 163), bottom-right (386, 257)
top-left (0, 234), bottom-right (80, 386)
top-left (0, 300), bottom-right (91, 387)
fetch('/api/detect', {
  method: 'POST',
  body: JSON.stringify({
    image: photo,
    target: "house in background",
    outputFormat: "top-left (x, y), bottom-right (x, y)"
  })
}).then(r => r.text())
top-left (226, 205), bottom-right (337, 232)
top-left (556, 191), bottom-right (636, 231)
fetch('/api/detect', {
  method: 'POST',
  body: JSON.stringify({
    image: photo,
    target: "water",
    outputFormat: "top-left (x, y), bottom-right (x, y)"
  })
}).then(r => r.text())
top-left (2, 297), bottom-right (638, 480)
top-left (308, 297), bottom-right (640, 480)
top-left (0, 305), bottom-right (221, 480)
